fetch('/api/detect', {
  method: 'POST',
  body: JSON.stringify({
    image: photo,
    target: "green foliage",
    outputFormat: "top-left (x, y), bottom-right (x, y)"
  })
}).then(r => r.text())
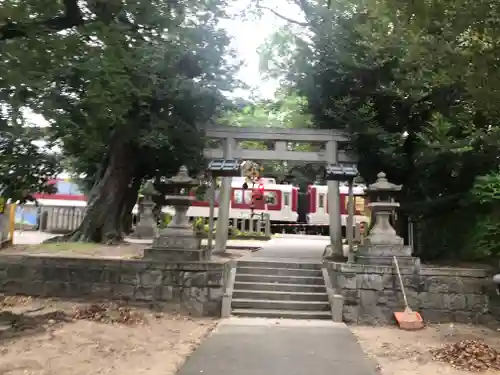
top-left (2, 0), bottom-right (237, 175)
top-left (229, 226), bottom-right (239, 238)
top-left (220, 91), bottom-right (312, 129)
top-left (194, 185), bottom-right (209, 201)
top-left (193, 217), bottom-right (205, 233)
top-left (468, 215), bottom-right (500, 260)
top-left (219, 91), bottom-right (322, 185)
top-left (158, 213), bottom-right (172, 229)
top-left (464, 171), bottom-right (500, 260)
top-left (252, 0), bottom-right (500, 260)
top-left (0, 121), bottom-right (60, 201)
top-left (470, 171), bottom-right (500, 206)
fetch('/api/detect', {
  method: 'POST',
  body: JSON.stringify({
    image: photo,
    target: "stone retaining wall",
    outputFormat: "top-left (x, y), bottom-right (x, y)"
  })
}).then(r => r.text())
top-left (0, 255), bottom-right (227, 316)
top-left (0, 214), bottom-right (9, 247)
top-left (327, 262), bottom-right (499, 325)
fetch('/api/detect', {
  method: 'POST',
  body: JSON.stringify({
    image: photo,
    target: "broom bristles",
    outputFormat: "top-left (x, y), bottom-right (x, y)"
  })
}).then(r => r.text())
top-left (394, 311), bottom-right (425, 330)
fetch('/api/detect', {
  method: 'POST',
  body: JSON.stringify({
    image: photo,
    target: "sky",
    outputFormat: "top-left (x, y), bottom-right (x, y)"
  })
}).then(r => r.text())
top-left (220, 1), bottom-right (303, 99)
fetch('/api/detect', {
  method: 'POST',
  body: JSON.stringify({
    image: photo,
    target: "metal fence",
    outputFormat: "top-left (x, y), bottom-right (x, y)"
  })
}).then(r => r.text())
top-left (229, 216), bottom-right (272, 236)
top-left (194, 215), bottom-right (272, 237)
top-left (39, 206), bottom-right (86, 233)
top-left (34, 204), bottom-right (272, 237)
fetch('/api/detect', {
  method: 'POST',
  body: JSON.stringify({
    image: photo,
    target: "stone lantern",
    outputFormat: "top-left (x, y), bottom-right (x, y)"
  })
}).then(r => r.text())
top-left (143, 166), bottom-right (208, 262)
top-left (356, 172), bottom-right (416, 266)
top-left (161, 165), bottom-right (199, 230)
top-left (130, 180), bottom-right (158, 239)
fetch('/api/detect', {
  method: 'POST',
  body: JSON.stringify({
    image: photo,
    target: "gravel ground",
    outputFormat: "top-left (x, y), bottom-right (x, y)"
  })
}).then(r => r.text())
top-left (0, 296), bottom-right (217, 375)
top-left (352, 324), bottom-right (500, 375)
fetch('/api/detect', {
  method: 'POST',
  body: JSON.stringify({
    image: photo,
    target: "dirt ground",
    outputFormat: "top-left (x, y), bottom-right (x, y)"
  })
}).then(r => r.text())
top-left (0, 295), bottom-right (216, 375)
top-left (352, 324), bottom-right (500, 375)
top-left (5, 242), bottom-right (145, 259)
top-left (2, 242), bottom-right (253, 262)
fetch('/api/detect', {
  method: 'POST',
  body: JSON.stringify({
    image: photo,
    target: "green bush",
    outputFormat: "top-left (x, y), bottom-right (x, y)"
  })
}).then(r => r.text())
top-left (228, 226), bottom-right (238, 237)
top-left (158, 213), bottom-right (172, 229)
top-left (415, 171), bottom-right (500, 262)
top-left (466, 171), bottom-right (500, 260)
top-left (193, 216), bottom-right (205, 233)
top-left (468, 214), bottom-right (500, 260)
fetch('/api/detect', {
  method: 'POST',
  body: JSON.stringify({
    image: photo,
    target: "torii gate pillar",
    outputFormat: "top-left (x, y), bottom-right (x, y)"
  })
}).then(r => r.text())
top-left (213, 137), bottom-right (236, 253)
top-left (325, 141), bottom-right (343, 254)
top-left (204, 126), bottom-right (356, 255)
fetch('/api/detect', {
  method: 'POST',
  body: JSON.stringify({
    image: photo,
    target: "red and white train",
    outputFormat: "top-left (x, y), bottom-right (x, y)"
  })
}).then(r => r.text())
top-left (30, 176), bottom-right (370, 235)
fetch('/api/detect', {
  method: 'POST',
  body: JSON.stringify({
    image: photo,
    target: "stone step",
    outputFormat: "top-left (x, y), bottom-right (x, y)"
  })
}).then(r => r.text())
top-left (237, 267), bottom-right (322, 277)
top-left (231, 298), bottom-right (330, 311)
top-left (237, 260), bottom-right (321, 270)
top-left (233, 281), bottom-right (326, 293)
top-left (231, 308), bottom-right (332, 320)
top-left (233, 290), bottom-right (329, 302)
top-left (234, 273), bottom-right (325, 285)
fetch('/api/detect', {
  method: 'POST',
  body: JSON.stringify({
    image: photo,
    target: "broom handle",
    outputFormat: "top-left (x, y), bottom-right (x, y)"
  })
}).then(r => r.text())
top-left (393, 256), bottom-right (409, 309)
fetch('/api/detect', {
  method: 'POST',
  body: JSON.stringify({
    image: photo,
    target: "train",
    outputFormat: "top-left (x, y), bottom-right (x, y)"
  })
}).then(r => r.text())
top-left (30, 176), bottom-right (370, 235)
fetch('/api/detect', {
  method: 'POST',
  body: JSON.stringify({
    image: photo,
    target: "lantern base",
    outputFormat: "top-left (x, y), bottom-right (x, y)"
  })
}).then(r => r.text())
top-left (144, 227), bottom-right (208, 262)
top-left (356, 244), bottom-right (412, 258)
top-left (355, 255), bottom-right (419, 267)
top-left (355, 244), bottom-right (417, 266)
top-left (129, 223), bottom-right (157, 240)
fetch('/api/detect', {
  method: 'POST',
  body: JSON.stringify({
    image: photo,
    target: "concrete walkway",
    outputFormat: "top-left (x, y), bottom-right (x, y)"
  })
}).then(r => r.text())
top-left (176, 318), bottom-right (377, 375)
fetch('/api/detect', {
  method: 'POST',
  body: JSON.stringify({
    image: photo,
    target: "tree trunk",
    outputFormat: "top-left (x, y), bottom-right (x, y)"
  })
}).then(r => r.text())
top-left (68, 134), bottom-right (138, 243)
top-left (121, 177), bottom-right (142, 235)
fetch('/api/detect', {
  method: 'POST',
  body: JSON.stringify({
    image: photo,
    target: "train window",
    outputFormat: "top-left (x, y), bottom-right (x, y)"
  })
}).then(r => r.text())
top-left (283, 193), bottom-right (290, 206)
top-left (55, 180), bottom-right (83, 196)
top-left (319, 194), bottom-right (325, 208)
top-left (355, 197), bottom-right (365, 212)
top-left (265, 191), bottom-right (277, 205)
top-left (70, 183), bottom-right (83, 195)
top-left (56, 181), bottom-right (72, 195)
top-left (344, 196), bottom-right (366, 212)
top-left (244, 190), bottom-right (253, 203)
top-left (234, 190), bottom-right (244, 204)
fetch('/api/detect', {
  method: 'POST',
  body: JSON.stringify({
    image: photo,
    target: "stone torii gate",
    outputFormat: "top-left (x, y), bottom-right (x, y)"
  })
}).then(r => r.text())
top-left (203, 126), bottom-right (357, 254)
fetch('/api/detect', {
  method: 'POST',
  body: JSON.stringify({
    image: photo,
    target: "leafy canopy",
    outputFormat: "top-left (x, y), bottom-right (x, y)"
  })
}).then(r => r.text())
top-left (254, 0), bottom-right (500, 260)
top-left (1, 0), bottom-right (238, 187)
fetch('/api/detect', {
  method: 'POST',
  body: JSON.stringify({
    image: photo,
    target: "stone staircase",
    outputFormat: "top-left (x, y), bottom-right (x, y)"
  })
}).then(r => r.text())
top-left (231, 260), bottom-right (332, 320)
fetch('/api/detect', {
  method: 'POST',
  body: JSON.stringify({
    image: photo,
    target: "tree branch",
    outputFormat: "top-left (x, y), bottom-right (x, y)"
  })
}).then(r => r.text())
top-left (0, 0), bottom-right (85, 41)
top-left (291, 0), bottom-right (324, 28)
top-left (256, 1), bottom-right (309, 27)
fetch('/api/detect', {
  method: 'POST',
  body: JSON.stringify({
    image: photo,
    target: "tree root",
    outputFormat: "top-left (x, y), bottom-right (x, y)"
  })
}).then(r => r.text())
top-left (42, 233), bottom-right (75, 243)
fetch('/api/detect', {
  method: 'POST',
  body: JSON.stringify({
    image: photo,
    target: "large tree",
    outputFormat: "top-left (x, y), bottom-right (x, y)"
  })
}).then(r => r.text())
top-left (255, 0), bottom-right (500, 260)
top-left (1, 0), bottom-right (238, 243)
